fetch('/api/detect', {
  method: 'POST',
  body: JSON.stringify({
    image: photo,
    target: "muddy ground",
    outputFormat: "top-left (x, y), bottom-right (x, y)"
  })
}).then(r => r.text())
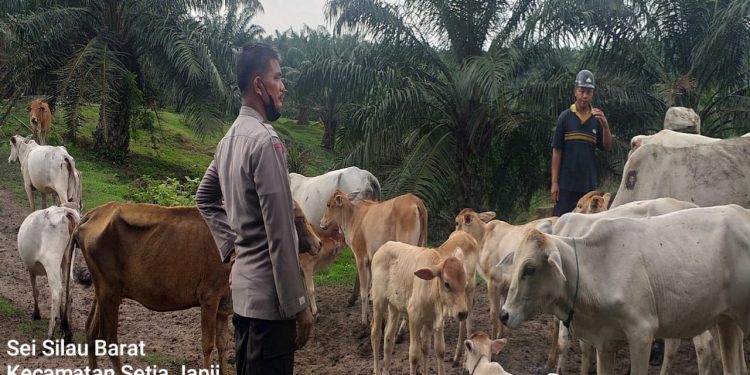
top-left (0, 187), bottom-right (735, 374)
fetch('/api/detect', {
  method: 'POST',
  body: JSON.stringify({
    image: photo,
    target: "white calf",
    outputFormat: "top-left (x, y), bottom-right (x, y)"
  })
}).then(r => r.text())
top-left (371, 242), bottom-right (468, 375)
top-left (464, 332), bottom-right (512, 375)
top-left (17, 205), bottom-right (81, 339)
top-left (8, 135), bottom-right (82, 211)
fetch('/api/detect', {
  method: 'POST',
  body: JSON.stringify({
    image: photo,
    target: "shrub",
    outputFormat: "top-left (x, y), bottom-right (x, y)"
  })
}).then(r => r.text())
top-left (126, 175), bottom-right (199, 206)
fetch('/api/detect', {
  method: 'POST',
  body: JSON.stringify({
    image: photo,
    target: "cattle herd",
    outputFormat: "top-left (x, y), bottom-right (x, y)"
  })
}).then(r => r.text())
top-left (6, 103), bottom-right (750, 375)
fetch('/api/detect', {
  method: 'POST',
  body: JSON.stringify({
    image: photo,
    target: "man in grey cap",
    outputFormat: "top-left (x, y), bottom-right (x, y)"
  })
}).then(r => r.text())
top-left (196, 42), bottom-right (313, 374)
top-left (550, 69), bottom-right (613, 216)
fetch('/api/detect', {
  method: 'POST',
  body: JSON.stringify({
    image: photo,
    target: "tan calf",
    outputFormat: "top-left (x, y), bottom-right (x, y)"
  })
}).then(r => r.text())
top-left (455, 208), bottom-right (555, 339)
top-left (299, 230), bottom-right (346, 317)
top-left (464, 332), bottom-right (512, 375)
top-left (436, 230), bottom-right (480, 366)
top-left (370, 241), bottom-right (467, 375)
top-left (320, 190), bottom-right (428, 333)
top-left (572, 190), bottom-right (611, 213)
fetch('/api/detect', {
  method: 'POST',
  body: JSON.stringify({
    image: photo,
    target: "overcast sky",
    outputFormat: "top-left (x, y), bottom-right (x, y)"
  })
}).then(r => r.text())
top-left (254, 0), bottom-right (331, 35)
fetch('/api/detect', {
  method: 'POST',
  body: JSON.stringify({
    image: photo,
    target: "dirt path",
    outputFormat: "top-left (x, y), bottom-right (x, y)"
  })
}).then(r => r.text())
top-left (0, 187), bottom-right (716, 374)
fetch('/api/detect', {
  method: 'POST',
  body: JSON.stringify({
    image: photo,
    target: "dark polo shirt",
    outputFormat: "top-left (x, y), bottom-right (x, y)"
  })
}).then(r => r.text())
top-left (552, 104), bottom-right (605, 193)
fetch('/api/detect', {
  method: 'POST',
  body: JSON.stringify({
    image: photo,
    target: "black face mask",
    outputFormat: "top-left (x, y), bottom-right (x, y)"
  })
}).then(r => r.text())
top-left (259, 80), bottom-right (281, 122)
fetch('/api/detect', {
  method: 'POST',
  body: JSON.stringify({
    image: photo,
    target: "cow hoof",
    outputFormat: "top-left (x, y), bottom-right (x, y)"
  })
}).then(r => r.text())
top-left (347, 298), bottom-right (357, 307)
top-left (32, 311), bottom-right (41, 321)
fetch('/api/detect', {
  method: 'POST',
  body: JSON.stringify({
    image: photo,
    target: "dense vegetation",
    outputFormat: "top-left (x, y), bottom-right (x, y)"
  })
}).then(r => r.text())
top-left (1, 0), bottom-right (749, 238)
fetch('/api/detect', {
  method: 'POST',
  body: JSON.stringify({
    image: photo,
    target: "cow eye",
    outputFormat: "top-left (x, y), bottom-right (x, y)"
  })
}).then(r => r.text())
top-left (444, 281), bottom-right (451, 291)
top-left (522, 265), bottom-right (536, 278)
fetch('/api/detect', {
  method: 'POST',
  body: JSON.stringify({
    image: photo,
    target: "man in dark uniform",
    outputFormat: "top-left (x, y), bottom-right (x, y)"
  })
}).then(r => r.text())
top-left (196, 42), bottom-right (313, 375)
top-left (551, 69), bottom-right (613, 216)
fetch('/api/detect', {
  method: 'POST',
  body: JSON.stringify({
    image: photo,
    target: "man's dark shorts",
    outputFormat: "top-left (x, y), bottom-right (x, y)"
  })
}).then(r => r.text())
top-left (553, 189), bottom-right (587, 217)
top-left (233, 314), bottom-right (296, 375)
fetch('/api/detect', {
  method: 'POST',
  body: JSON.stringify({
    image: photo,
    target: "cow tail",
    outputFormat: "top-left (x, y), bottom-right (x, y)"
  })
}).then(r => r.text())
top-left (63, 156), bottom-right (77, 205)
top-left (60, 227), bottom-right (78, 337)
top-left (416, 199), bottom-right (428, 247)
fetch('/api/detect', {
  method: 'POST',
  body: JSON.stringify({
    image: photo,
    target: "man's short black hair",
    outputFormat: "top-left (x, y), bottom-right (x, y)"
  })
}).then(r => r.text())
top-left (237, 42), bottom-right (281, 94)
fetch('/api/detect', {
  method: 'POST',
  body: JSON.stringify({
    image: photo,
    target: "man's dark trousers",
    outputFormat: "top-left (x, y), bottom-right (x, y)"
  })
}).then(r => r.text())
top-left (233, 314), bottom-right (296, 375)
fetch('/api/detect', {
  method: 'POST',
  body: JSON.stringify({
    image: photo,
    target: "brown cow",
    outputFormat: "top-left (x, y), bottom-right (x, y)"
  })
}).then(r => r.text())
top-left (320, 190), bottom-right (428, 335)
top-left (61, 201), bottom-right (320, 375)
top-left (27, 99), bottom-right (52, 145)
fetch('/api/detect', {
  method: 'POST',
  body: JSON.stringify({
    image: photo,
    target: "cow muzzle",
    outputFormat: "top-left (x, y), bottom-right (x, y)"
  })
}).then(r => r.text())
top-left (500, 310), bottom-right (510, 326)
top-left (458, 311), bottom-right (468, 321)
top-left (31, 117), bottom-right (38, 124)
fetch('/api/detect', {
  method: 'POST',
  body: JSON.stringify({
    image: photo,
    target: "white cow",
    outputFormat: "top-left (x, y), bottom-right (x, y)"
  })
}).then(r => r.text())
top-left (628, 129), bottom-right (720, 158)
top-left (8, 135), bottom-right (82, 211)
top-left (370, 242), bottom-right (468, 375)
top-left (550, 197), bottom-right (703, 375)
top-left (290, 166), bottom-right (380, 233)
top-left (463, 332), bottom-right (512, 375)
top-left (455, 209), bottom-right (555, 339)
top-left (17, 205), bottom-right (81, 339)
top-left (500, 205), bottom-right (750, 375)
top-left (612, 137), bottom-right (750, 208)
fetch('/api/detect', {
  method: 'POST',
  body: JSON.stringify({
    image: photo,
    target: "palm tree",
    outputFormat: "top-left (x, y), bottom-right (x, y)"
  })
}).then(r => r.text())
top-left (322, 0), bottom-right (532, 219)
top-left (0, 0), bottom-right (262, 161)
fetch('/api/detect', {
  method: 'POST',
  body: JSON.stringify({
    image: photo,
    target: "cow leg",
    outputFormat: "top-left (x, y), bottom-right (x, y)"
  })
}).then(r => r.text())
top-left (557, 323), bottom-right (572, 374)
top-left (693, 328), bottom-right (722, 375)
top-left (659, 339), bottom-right (680, 375)
top-left (408, 319), bottom-right (422, 375)
top-left (433, 324), bottom-right (446, 375)
top-left (544, 319), bottom-right (560, 372)
top-left (215, 296), bottom-right (232, 375)
top-left (200, 301), bottom-right (220, 370)
top-left (46, 269), bottom-right (62, 339)
top-left (488, 279), bottom-right (503, 339)
top-left (29, 271), bottom-right (41, 320)
top-left (452, 283), bottom-right (475, 366)
top-left (301, 261), bottom-right (318, 317)
top-left (596, 342), bottom-right (617, 375)
top-left (355, 256), bottom-right (371, 337)
top-left (717, 317), bottom-right (744, 375)
top-left (382, 306), bottom-right (401, 375)
top-left (348, 273), bottom-right (360, 307)
top-left (26, 184), bottom-right (35, 211)
top-left (98, 295), bottom-right (124, 374)
top-left (627, 332), bottom-right (655, 375)
top-left (580, 340), bottom-right (595, 375)
top-left (86, 298), bottom-right (100, 370)
top-left (371, 295), bottom-right (386, 375)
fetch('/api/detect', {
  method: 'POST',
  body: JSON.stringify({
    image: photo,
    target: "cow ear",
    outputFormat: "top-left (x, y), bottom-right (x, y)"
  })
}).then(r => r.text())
top-left (334, 195), bottom-right (342, 206)
top-left (497, 251), bottom-right (514, 268)
top-left (590, 197), bottom-right (602, 210)
top-left (26, 106), bottom-right (31, 112)
top-left (479, 211), bottom-right (496, 222)
top-left (414, 266), bottom-right (439, 280)
top-left (452, 247), bottom-right (464, 262)
top-left (346, 191), bottom-right (360, 201)
top-left (535, 220), bottom-right (554, 234)
top-left (463, 214), bottom-right (472, 224)
top-left (10, 136), bottom-right (16, 145)
top-left (548, 250), bottom-right (566, 281)
top-left (490, 338), bottom-right (508, 355)
top-left (464, 339), bottom-right (474, 352)
top-left (602, 193), bottom-right (612, 207)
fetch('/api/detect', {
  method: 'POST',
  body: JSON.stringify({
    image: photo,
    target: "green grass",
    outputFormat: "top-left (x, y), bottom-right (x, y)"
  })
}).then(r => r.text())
top-left (313, 248), bottom-right (357, 285)
top-left (142, 352), bottom-right (188, 366)
top-left (272, 118), bottom-right (336, 176)
top-left (0, 297), bottom-right (24, 318)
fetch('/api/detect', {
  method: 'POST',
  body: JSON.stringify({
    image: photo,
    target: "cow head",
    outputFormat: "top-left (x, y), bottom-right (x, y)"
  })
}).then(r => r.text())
top-left (463, 332), bottom-right (508, 371)
top-left (415, 247), bottom-right (469, 321)
top-left (28, 99), bottom-right (49, 127)
top-left (293, 200), bottom-right (321, 256)
top-left (455, 208), bottom-right (495, 245)
top-left (499, 228), bottom-right (566, 329)
top-left (573, 191), bottom-right (611, 214)
top-left (320, 189), bottom-right (353, 231)
top-left (8, 136), bottom-right (20, 163)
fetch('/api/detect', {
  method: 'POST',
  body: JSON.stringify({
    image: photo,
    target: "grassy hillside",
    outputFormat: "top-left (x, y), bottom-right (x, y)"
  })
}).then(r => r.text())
top-left (0, 100), bottom-right (352, 284)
